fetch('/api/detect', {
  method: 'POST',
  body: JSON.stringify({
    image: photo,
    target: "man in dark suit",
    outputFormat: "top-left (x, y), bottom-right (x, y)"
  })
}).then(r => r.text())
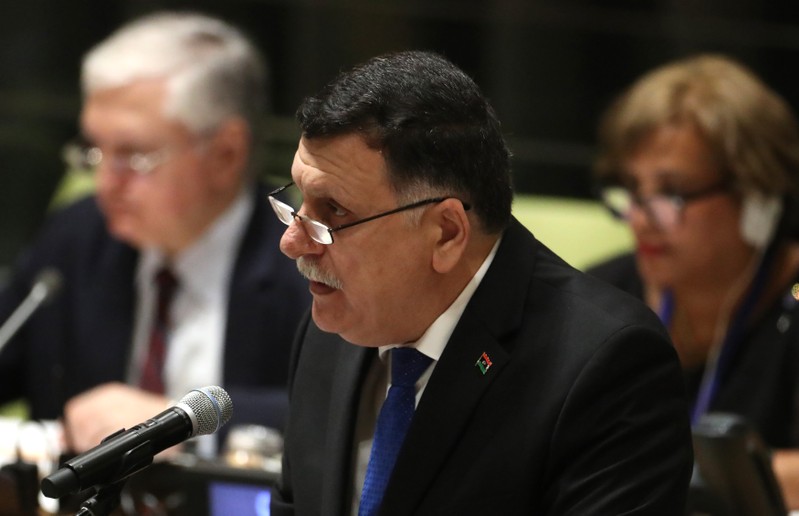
top-left (268, 51), bottom-right (693, 515)
top-left (0, 12), bottom-right (309, 455)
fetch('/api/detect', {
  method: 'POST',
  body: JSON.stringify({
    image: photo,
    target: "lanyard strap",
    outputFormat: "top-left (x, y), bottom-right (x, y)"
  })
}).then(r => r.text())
top-left (658, 246), bottom-right (778, 425)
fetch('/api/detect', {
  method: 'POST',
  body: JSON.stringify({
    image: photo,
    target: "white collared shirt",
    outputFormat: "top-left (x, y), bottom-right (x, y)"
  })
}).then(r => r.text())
top-left (351, 237), bottom-right (501, 513)
top-left (128, 188), bottom-right (254, 454)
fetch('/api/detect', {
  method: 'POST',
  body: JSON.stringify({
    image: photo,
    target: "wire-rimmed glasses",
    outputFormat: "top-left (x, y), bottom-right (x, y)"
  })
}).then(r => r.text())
top-left (61, 141), bottom-right (172, 176)
top-left (268, 182), bottom-right (471, 245)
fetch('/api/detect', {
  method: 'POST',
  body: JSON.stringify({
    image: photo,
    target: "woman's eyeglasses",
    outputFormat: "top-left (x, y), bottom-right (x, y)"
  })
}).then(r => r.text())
top-left (599, 181), bottom-right (731, 230)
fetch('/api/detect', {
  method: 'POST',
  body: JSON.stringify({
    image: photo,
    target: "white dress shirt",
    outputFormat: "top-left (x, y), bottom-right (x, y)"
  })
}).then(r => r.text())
top-left (128, 188), bottom-right (254, 455)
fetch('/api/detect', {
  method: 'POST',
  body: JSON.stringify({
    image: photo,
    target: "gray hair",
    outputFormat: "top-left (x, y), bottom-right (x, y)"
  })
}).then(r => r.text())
top-left (81, 11), bottom-right (267, 137)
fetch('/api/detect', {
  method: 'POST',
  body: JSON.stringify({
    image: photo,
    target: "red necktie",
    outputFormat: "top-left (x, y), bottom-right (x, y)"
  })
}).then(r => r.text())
top-left (139, 268), bottom-right (178, 394)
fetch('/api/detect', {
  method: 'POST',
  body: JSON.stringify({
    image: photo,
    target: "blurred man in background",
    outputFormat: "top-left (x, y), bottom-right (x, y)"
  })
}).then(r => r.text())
top-left (0, 11), bottom-right (309, 456)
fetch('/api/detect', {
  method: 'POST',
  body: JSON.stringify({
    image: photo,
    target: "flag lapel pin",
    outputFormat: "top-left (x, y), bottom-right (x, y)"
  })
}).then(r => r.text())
top-left (475, 351), bottom-right (493, 375)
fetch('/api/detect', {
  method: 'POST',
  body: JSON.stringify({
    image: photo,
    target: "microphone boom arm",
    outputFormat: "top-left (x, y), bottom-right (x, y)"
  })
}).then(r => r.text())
top-left (0, 267), bottom-right (63, 354)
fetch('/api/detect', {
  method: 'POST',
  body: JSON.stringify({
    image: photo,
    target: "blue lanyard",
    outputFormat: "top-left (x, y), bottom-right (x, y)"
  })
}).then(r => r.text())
top-left (658, 246), bottom-right (777, 425)
top-left (657, 290), bottom-right (674, 327)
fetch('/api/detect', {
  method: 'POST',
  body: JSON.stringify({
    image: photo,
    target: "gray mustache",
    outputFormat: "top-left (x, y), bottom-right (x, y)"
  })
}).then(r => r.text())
top-left (297, 257), bottom-right (344, 290)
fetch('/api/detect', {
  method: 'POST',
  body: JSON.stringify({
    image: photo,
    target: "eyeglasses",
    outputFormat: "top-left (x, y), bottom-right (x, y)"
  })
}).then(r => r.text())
top-left (61, 141), bottom-right (171, 176)
top-left (268, 182), bottom-right (471, 245)
top-left (599, 181), bottom-right (731, 230)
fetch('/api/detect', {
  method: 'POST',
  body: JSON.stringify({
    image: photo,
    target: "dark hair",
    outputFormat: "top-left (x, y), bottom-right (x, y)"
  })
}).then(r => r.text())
top-left (297, 50), bottom-right (512, 233)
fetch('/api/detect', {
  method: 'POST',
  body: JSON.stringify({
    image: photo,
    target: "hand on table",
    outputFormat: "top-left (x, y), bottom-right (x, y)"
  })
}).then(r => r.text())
top-left (62, 382), bottom-right (170, 453)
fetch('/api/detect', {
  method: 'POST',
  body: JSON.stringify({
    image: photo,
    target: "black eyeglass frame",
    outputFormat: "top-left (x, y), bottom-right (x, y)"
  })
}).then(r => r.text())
top-left (598, 180), bottom-right (732, 229)
top-left (268, 182), bottom-right (472, 244)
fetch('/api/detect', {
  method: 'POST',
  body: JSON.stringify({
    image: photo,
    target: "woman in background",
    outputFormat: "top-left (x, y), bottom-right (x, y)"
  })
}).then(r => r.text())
top-left (589, 54), bottom-right (799, 507)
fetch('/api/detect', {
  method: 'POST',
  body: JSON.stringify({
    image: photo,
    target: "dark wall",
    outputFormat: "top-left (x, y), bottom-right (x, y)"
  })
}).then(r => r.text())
top-left (2, 0), bottom-right (799, 269)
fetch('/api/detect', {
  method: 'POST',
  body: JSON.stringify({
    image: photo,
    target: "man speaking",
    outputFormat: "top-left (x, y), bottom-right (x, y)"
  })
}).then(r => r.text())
top-left (269, 50), bottom-right (693, 515)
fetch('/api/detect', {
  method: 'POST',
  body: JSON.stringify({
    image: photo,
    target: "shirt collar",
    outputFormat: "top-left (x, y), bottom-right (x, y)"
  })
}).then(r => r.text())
top-left (138, 187), bottom-right (255, 298)
top-left (378, 236), bottom-right (502, 362)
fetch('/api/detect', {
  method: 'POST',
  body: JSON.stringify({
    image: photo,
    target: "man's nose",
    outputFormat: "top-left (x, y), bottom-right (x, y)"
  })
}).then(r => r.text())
top-left (95, 160), bottom-right (129, 194)
top-left (279, 218), bottom-right (324, 259)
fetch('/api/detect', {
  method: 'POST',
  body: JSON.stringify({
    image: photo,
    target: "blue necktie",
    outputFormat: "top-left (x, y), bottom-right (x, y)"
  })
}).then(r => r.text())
top-left (359, 347), bottom-right (432, 516)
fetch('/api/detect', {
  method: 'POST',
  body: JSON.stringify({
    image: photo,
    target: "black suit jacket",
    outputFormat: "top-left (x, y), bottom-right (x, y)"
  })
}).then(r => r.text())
top-left (273, 219), bottom-right (693, 515)
top-left (0, 185), bottom-right (310, 433)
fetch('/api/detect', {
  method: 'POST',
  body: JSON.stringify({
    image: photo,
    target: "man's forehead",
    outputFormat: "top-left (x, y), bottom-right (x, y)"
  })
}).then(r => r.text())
top-left (298, 133), bottom-right (377, 163)
top-left (81, 86), bottom-right (191, 146)
top-left (295, 135), bottom-right (390, 193)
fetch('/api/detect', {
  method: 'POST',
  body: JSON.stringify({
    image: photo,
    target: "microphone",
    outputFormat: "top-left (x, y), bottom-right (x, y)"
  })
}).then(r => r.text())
top-left (40, 385), bottom-right (233, 499)
top-left (0, 267), bottom-right (63, 354)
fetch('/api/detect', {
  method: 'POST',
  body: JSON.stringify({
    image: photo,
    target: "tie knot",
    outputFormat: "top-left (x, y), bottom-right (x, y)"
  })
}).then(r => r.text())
top-left (390, 348), bottom-right (432, 388)
top-left (154, 267), bottom-right (179, 318)
top-left (155, 267), bottom-right (178, 296)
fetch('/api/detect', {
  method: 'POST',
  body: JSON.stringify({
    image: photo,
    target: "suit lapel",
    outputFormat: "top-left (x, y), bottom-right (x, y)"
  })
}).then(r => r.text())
top-left (223, 185), bottom-right (305, 384)
top-left (381, 219), bottom-right (537, 512)
top-left (224, 189), bottom-right (273, 378)
top-left (72, 238), bottom-right (137, 395)
top-left (225, 186), bottom-right (280, 341)
top-left (93, 242), bottom-right (137, 375)
top-left (382, 317), bottom-right (509, 512)
top-left (320, 332), bottom-right (375, 514)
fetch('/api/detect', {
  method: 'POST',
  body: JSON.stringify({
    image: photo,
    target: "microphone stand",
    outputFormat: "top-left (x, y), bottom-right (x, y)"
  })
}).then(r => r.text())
top-left (65, 428), bottom-right (158, 515)
top-left (75, 479), bottom-right (127, 516)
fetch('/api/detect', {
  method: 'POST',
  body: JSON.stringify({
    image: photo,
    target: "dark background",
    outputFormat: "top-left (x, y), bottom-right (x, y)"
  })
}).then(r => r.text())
top-left (2, 0), bottom-right (799, 271)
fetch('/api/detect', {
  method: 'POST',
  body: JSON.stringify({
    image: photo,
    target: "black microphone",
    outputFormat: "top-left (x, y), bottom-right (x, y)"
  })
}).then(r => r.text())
top-left (40, 385), bottom-right (233, 499)
top-left (0, 267), bottom-right (63, 353)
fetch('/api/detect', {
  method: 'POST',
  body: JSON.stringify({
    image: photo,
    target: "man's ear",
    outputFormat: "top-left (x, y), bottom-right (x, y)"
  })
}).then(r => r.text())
top-left (206, 117), bottom-right (250, 188)
top-left (431, 198), bottom-right (470, 273)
